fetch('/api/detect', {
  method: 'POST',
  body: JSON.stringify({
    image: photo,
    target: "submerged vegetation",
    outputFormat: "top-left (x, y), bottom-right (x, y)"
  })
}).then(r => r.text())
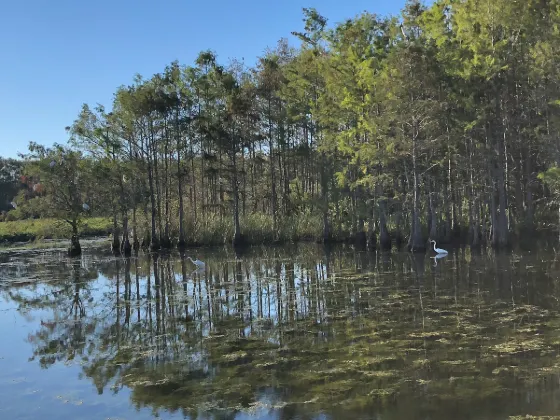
top-left (4, 0), bottom-right (560, 254)
top-left (3, 244), bottom-right (560, 418)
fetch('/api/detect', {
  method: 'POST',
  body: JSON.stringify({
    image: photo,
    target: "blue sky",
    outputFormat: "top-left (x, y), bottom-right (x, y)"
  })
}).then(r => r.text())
top-left (0, 0), bottom-right (418, 159)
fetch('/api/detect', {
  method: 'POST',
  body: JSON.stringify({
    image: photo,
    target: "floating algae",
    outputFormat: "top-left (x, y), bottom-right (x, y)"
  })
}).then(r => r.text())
top-left (5, 244), bottom-right (560, 419)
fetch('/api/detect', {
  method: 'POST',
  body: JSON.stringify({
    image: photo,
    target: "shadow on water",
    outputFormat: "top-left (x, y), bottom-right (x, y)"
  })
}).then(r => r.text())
top-left (2, 244), bottom-right (560, 419)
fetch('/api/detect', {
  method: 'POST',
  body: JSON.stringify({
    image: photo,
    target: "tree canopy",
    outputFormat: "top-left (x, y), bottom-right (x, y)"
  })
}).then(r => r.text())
top-left (5, 0), bottom-right (560, 251)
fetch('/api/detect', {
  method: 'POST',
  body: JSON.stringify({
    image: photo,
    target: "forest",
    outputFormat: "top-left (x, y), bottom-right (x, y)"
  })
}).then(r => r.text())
top-left (3, 0), bottom-right (560, 255)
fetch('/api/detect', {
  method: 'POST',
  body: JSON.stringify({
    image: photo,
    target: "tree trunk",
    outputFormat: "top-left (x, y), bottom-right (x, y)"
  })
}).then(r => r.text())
top-left (190, 141), bottom-right (197, 225)
top-left (132, 207), bottom-right (139, 252)
top-left (428, 190), bottom-right (437, 240)
top-left (367, 197), bottom-right (377, 250)
top-left (408, 135), bottom-right (425, 252)
top-left (490, 170), bottom-right (498, 246)
top-left (121, 211), bottom-right (131, 256)
top-left (177, 129), bottom-right (186, 248)
top-left (269, 118), bottom-right (278, 237)
top-left (162, 136), bottom-right (171, 248)
top-left (558, 203), bottom-right (560, 245)
top-left (378, 199), bottom-right (391, 250)
top-left (471, 196), bottom-right (481, 248)
top-left (320, 152), bottom-right (331, 243)
top-left (492, 91), bottom-right (509, 248)
top-left (525, 149), bottom-right (534, 230)
top-left (68, 221), bottom-right (81, 257)
top-left (154, 147), bottom-right (164, 247)
top-left (231, 139), bottom-right (245, 248)
top-left (111, 205), bottom-right (120, 254)
top-left (394, 209), bottom-right (404, 249)
top-left (147, 155), bottom-right (159, 251)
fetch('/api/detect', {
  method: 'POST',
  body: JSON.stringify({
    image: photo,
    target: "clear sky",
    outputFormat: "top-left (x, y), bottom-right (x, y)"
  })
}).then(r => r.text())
top-left (0, 0), bottom-right (418, 159)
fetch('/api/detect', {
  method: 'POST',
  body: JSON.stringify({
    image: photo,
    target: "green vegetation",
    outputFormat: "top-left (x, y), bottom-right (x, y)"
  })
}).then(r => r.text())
top-left (0, 158), bottom-right (22, 214)
top-left (4, 0), bottom-right (560, 253)
top-left (5, 245), bottom-right (560, 418)
top-left (0, 217), bottom-right (111, 244)
top-left (0, 210), bottom-right (329, 247)
top-left (135, 210), bottom-right (327, 245)
top-left (181, 211), bottom-right (324, 245)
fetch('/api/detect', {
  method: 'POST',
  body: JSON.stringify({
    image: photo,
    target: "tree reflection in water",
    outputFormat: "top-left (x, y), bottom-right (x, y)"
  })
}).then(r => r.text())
top-left (4, 244), bottom-right (560, 419)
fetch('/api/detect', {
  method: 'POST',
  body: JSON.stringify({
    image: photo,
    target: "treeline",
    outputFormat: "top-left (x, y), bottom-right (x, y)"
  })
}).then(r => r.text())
top-left (0, 158), bottom-right (22, 215)
top-left (11, 0), bottom-right (560, 253)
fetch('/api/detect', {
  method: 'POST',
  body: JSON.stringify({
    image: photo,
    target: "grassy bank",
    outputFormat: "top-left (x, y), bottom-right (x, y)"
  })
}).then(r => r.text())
top-left (0, 212), bottom-right (330, 247)
top-left (133, 211), bottom-right (328, 246)
top-left (2, 211), bottom-right (556, 250)
top-left (0, 217), bottom-right (112, 244)
top-left (181, 212), bottom-right (325, 245)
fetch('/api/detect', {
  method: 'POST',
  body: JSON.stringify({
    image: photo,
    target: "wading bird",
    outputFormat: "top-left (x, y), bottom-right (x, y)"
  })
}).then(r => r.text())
top-left (430, 240), bottom-right (448, 254)
top-left (188, 257), bottom-right (205, 269)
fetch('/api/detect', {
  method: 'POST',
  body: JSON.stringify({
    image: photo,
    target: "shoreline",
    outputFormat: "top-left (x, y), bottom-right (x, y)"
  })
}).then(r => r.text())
top-left (1, 217), bottom-right (557, 253)
top-left (1, 230), bottom-right (557, 254)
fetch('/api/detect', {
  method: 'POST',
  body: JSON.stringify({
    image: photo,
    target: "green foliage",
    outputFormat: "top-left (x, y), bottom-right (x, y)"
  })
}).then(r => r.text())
top-left (21, 143), bottom-right (92, 238)
top-left (7, 0), bottom-right (560, 249)
top-left (0, 158), bottom-right (22, 213)
top-left (538, 167), bottom-right (560, 199)
top-left (0, 217), bottom-right (111, 244)
top-left (134, 210), bottom-right (323, 246)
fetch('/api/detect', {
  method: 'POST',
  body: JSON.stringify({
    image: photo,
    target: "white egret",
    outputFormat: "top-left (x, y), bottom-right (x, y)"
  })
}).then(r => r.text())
top-left (188, 257), bottom-right (205, 269)
top-left (430, 240), bottom-right (448, 254)
top-left (82, 203), bottom-right (90, 211)
top-left (191, 266), bottom-right (205, 276)
top-left (10, 201), bottom-right (16, 209)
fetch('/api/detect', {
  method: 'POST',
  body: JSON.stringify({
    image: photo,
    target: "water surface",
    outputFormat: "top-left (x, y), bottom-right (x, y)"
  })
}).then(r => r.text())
top-left (1, 244), bottom-right (560, 419)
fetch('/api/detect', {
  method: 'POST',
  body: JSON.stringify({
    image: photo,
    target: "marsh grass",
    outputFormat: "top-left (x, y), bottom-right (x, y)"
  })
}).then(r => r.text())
top-left (186, 212), bottom-right (325, 245)
top-left (0, 217), bottom-right (111, 244)
top-left (2, 209), bottom-right (347, 248)
top-left (135, 210), bottom-right (327, 246)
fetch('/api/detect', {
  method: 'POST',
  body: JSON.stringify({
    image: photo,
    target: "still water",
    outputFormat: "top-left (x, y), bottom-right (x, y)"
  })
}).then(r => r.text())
top-left (1, 243), bottom-right (560, 419)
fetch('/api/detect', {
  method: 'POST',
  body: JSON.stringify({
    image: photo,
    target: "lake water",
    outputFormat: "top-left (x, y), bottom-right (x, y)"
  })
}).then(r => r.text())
top-left (1, 243), bottom-right (560, 419)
